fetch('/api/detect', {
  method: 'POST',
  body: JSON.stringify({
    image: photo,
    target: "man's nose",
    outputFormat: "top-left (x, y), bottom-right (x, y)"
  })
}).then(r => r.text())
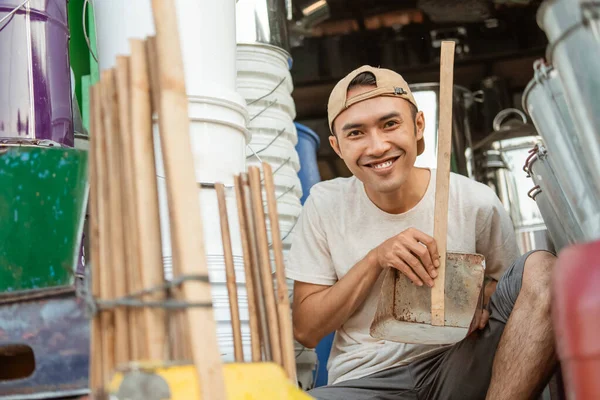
top-left (367, 131), bottom-right (392, 156)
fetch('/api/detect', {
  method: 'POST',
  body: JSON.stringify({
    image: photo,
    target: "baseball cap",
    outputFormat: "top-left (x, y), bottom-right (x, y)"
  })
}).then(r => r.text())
top-left (327, 65), bottom-right (424, 155)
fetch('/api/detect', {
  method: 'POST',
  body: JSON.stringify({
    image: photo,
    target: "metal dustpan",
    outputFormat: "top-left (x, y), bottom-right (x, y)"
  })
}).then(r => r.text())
top-left (370, 41), bottom-right (486, 345)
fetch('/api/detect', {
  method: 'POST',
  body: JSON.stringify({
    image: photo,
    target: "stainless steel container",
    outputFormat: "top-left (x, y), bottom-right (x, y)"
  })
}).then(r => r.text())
top-left (525, 143), bottom-right (584, 252)
top-left (471, 110), bottom-right (554, 253)
top-left (236, 0), bottom-right (291, 53)
top-left (523, 59), bottom-right (600, 242)
top-left (538, 0), bottom-right (600, 201)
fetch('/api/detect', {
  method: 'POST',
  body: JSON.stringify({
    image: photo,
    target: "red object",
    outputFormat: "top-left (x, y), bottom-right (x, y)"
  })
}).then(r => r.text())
top-left (553, 240), bottom-right (600, 399)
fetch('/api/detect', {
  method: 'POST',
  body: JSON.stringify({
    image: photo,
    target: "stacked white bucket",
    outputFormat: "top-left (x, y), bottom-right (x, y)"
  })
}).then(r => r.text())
top-left (236, 0), bottom-right (317, 389)
top-left (93, 0), bottom-right (253, 362)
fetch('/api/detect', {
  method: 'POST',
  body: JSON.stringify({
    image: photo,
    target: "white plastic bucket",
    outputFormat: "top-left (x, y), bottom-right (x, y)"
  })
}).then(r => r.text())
top-left (237, 43), bottom-right (294, 92)
top-left (247, 159), bottom-right (303, 199)
top-left (247, 110), bottom-right (298, 146)
top-left (246, 134), bottom-right (300, 172)
top-left (237, 77), bottom-right (296, 119)
top-left (93, 0), bottom-right (155, 71)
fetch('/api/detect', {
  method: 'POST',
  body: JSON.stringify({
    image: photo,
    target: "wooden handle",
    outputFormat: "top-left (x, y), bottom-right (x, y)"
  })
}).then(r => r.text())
top-left (431, 41), bottom-right (455, 327)
top-left (241, 173), bottom-right (271, 361)
top-left (216, 183), bottom-right (244, 362)
top-left (88, 84), bottom-right (104, 391)
top-left (150, 0), bottom-right (226, 397)
top-left (234, 175), bottom-right (262, 362)
top-left (129, 38), bottom-right (168, 362)
top-left (248, 166), bottom-right (282, 366)
top-left (262, 163), bottom-right (298, 383)
top-left (101, 69), bottom-right (131, 364)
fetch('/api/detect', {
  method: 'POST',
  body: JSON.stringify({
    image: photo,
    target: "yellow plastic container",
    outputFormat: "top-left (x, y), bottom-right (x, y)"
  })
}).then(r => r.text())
top-left (107, 361), bottom-right (315, 400)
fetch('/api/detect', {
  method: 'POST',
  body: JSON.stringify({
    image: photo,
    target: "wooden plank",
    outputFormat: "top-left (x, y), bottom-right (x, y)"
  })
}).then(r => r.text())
top-left (88, 84), bottom-right (104, 390)
top-left (116, 56), bottom-right (143, 361)
top-left (431, 41), bottom-right (455, 327)
top-left (262, 163), bottom-right (297, 383)
top-left (92, 81), bottom-right (115, 379)
top-left (149, 1), bottom-right (226, 397)
top-left (100, 69), bottom-right (131, 364)
top-left (129, 38), bottom-right (168, 362)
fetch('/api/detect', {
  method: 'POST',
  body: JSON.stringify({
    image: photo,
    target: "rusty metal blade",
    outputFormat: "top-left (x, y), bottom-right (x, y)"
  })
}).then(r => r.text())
top-left (370, 252), bottom-right (485, 345)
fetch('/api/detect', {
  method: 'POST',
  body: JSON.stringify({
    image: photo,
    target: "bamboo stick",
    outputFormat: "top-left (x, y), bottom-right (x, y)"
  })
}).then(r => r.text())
top-left (248, 166), bottom-right (282, 366)
top-left (149, 1), bottom-right (226, 397)
top-left (234, 175), bottom-right (262, 362)
top-left (215, 183), bottom-right (244, 362)
top-left (88, 85), bottom-right (104, 391)
top-left (93, 81), bottom-right (115, 380)
top-left (100, 69), bottom-right (130, 365)
top-left (242, 173), bottom-right (271, 361)
top-left (129, 38), bottom-right (168, 362)
top-left (145, 34), bottom-right (190, 362)
top-left (115, 56), bottom-right (143, 361)
top-left (262, 162), bottom-right (297, 382)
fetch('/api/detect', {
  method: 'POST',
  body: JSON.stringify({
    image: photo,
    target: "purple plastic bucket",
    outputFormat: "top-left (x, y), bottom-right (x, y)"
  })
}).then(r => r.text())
top-left (0, 0), bottom-right (73, 146)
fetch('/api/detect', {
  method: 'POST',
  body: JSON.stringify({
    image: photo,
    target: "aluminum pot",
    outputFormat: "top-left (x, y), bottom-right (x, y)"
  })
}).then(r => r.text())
top-left (523, 59), bottom-right (600, 242)
top-left (538, 0), bottom-right (600, 198)
top-left (471, 109), bottom-right (554, 253)
top-left (525, 143), bottom-right (585, 252)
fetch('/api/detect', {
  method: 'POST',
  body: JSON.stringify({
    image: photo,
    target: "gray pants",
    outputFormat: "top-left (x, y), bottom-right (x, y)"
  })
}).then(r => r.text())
top-left (308, 251), bottom-right (536, 400)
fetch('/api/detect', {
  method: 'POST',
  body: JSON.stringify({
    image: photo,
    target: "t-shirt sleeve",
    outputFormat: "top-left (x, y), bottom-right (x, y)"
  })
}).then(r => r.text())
top-left (476, 193), bottom-right (521, 280)
top-left (285, 192), bottom-right (338, 286)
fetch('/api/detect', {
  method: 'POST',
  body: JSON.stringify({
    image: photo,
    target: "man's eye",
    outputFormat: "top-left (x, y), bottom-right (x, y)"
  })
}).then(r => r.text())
top-left (384, 120), bottom-right (398, 128)
top-left (347, 130), bottom-right (361, 137)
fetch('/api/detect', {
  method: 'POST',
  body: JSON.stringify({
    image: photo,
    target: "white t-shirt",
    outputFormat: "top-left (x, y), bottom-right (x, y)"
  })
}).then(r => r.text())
top-left (286, 168), bottom-right (520, 385)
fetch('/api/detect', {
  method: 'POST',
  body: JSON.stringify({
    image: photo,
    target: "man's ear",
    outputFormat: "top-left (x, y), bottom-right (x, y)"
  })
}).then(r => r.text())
top-left (329, 134), bottom-right (343, 158)
top-left (415, 111), bottom-right (425, 141)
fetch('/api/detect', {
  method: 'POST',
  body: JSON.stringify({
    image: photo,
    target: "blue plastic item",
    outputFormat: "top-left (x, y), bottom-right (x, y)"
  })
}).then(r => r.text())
top-left (294, 122), bottom-right (333, 387)
top-left (294, 122), bottom-right (321, 205)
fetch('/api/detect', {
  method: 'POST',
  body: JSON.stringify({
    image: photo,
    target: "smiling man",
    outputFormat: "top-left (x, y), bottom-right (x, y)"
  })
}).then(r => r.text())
top-left (286, 66), bottom-right (557, 399)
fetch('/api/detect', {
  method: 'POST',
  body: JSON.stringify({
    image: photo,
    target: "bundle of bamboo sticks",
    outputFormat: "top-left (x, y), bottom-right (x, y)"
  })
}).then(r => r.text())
top-left (87, 2), bottom-right (297, 398)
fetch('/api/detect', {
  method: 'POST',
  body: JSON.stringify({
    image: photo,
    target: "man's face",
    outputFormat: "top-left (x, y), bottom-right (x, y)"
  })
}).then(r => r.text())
top-left (329, 85), bottom-right (425, 194)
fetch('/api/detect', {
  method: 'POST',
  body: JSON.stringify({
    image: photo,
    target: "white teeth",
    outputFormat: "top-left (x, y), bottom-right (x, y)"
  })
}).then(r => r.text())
top-left (373, 160), bottom-right (393, 169)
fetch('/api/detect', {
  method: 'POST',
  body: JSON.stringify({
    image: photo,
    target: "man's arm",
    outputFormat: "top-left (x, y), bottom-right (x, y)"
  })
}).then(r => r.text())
top-left (292, 228), bottom-right (440, 348)
top-left (292, 250), bottom-right (380, 348)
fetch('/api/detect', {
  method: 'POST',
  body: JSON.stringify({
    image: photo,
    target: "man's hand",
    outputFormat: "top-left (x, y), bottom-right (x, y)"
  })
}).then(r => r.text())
top-left (473, 308), bottom-right (490, 330)
top-left (372, 228), bottom-right (440, 287)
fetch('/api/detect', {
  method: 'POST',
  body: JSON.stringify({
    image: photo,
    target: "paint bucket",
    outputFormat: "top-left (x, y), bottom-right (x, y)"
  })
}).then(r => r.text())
top-left (295, 123), bottom-right (321, 204)
top-left (0, 0), bottom-right (73, 146)
top-left (522, 60), bottom-right (600, 242)
top-left (0, 146), bottom-right (88, 292)
top-left (187, 96), bottom-right (249, 184)
top-left (538, 0), bottom-right (600, 193)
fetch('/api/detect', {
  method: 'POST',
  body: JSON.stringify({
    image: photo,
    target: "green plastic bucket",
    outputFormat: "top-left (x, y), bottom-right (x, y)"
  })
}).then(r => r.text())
top-left (0, 146), bottom-right (88, 292)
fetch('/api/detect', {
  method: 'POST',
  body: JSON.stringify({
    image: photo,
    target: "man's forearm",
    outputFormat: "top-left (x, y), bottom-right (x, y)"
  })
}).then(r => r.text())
top-left (293, 250), bottom-right (382, 348)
